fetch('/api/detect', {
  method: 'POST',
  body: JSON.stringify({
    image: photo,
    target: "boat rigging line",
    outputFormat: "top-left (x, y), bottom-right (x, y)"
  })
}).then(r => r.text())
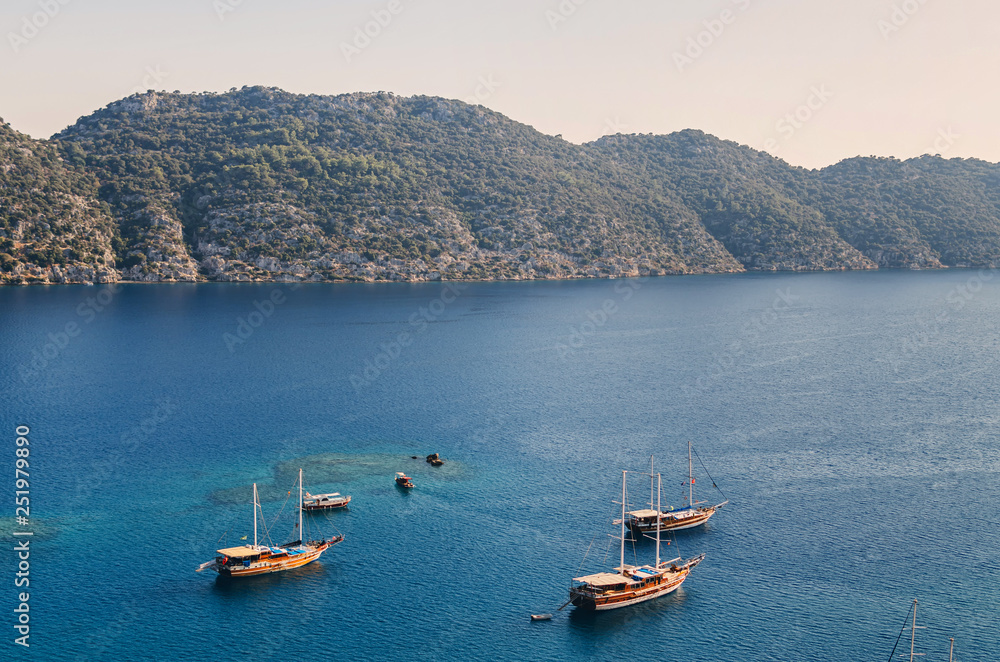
top-left (692, 444), bottom-right (728, 502)
top-left (576, 532), bottom-right (600, 578)
top-left (885, 599), bottom-right (916, 662)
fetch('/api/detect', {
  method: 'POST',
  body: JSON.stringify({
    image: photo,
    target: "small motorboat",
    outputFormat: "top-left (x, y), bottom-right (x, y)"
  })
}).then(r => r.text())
top-left (302, 491), bottom-right (351, 511)
top-left (395, 472), bottom-right (414, 488)
top-left (530, 614), bottom-right (552, 621)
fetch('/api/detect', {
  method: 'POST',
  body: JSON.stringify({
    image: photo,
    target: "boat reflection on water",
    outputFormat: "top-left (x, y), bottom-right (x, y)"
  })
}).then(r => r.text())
top-left (210, 555), bottom-right (333, 592)
top-left (567, 588), bottom-right (689, 629)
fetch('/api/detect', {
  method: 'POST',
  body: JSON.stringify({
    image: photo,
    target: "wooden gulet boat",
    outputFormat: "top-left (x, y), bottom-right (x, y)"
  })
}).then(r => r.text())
top-left (197, 468), bottom-right (343, 578)
top-left (624, 443), bottom-right (728, 534)
top-left (569, 470), bottom-right (704, 611)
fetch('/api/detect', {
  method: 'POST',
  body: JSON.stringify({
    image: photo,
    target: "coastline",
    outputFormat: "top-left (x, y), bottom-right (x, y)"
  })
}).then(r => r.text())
top-left (3, 262), bottom-right (941, 287)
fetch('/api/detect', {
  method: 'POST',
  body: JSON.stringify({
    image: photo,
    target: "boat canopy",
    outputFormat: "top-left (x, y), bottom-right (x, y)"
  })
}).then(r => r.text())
top-left (216, 546), bottom-right (261, 558)
top-left (573, 572), bottom-right (632, 587)
top-left (307, 492), bottom-right (341, 500)
top-left (663, 508), bottom-right (703, 513)
top-left (628, 506), bottom-right (696, 518)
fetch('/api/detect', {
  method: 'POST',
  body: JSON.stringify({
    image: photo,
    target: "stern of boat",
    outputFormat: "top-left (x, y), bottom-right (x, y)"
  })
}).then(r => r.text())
top-left (196, 559), bottom-right (220, 574)
top-left (568, 588), bottom-right (596, 610)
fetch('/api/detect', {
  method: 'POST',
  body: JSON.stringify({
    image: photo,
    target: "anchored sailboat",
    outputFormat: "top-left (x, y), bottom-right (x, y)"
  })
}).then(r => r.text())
top-left (624, 442), bottom-right (728, 533)
top-left (197, 468), bottom-right (343, 578)
top-left (569, 470), bottom-right (704, 611)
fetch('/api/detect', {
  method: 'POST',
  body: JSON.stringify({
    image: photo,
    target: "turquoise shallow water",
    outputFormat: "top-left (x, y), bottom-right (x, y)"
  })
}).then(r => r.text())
top-left (1, 270), bottom-right (999, 660)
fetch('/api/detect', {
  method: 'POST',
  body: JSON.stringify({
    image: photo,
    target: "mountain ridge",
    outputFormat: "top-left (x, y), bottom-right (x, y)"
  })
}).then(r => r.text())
top-left (2, 87), bottom-right (998, 284)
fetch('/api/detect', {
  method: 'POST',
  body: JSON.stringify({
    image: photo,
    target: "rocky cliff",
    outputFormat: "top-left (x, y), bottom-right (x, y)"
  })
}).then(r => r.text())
top-left (2, 87), bottom-right (998, 284)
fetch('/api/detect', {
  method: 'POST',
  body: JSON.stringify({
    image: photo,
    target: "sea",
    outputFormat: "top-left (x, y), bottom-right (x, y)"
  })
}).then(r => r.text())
top-left (1, 269), bottom-right (998, 661)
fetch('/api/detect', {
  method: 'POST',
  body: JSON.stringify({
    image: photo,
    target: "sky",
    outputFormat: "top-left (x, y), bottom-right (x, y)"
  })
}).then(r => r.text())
top-left (1, 0), bottom-right (998, 169)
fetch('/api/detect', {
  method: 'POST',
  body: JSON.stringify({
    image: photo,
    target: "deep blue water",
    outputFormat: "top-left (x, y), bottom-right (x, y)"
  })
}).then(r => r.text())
top-left (1, 270), bottom-right (998, 661)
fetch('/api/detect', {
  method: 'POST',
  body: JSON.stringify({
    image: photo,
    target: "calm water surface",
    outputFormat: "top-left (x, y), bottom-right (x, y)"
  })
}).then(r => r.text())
top-left (1, 270), bottom-right (998, 661)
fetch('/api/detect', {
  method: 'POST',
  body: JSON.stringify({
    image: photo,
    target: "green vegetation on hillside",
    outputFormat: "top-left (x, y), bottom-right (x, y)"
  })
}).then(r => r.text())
top-left (1, 87), bottom-right (998, 284)
top-left (0, 121), bottom-right (119, 283)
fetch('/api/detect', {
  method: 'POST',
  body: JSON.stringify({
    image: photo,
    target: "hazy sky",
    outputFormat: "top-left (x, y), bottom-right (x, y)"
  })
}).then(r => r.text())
top-left (1, 0), bottom-right (997, 168)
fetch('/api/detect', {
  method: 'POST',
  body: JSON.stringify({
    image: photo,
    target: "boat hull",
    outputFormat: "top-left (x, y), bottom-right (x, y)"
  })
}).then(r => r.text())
top-left (571, 571), bottom-right (689, 611)
top-left (628, 505), bottom-right (724, 533)
top-left (218, 548), bottom-right (324, 577)
top-left (570, 555), bottom-right (704, 612)
top-left (302, 500), bottom-right (351, 511)
top-left (214, 538), bottom-right (341, 578)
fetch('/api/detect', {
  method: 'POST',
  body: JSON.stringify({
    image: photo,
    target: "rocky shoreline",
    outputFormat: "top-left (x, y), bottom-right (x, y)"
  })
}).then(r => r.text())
top-left (3, 261), bottom-right (926, 287)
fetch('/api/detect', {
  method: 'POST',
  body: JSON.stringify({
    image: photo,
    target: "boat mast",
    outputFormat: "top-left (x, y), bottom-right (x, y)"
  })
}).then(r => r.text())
top-left (298, 468), bottom-right (303, 544)
top-left (688, 440), bottom-right (694, 507)
top-left (656, 472), bottom-right (661, 569)
top-left (620, 470), bottom-right (626, 574)
top-left (253, 483), bottom-right (258, 547)
top-left (908, 599), bottom-right (925, 662)
top-left (650, 456), bottom-right (655, 510)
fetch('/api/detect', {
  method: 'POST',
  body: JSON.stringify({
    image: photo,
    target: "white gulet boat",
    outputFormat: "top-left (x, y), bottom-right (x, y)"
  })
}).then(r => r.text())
top-left (302, 491), bottom-right (351, 511)
top-left (197, 468), bottom-right (343, 578)
top-left (569, 470), bottom-right (704, 611)
top-left (624, 442), bottom-right (728, 534)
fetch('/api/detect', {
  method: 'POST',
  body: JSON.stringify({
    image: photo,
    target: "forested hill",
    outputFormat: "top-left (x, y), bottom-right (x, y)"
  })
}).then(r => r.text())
top-left (0, 120), bottom-right (119, 283)
top-left (2, 86), bottom-right (999, 284)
